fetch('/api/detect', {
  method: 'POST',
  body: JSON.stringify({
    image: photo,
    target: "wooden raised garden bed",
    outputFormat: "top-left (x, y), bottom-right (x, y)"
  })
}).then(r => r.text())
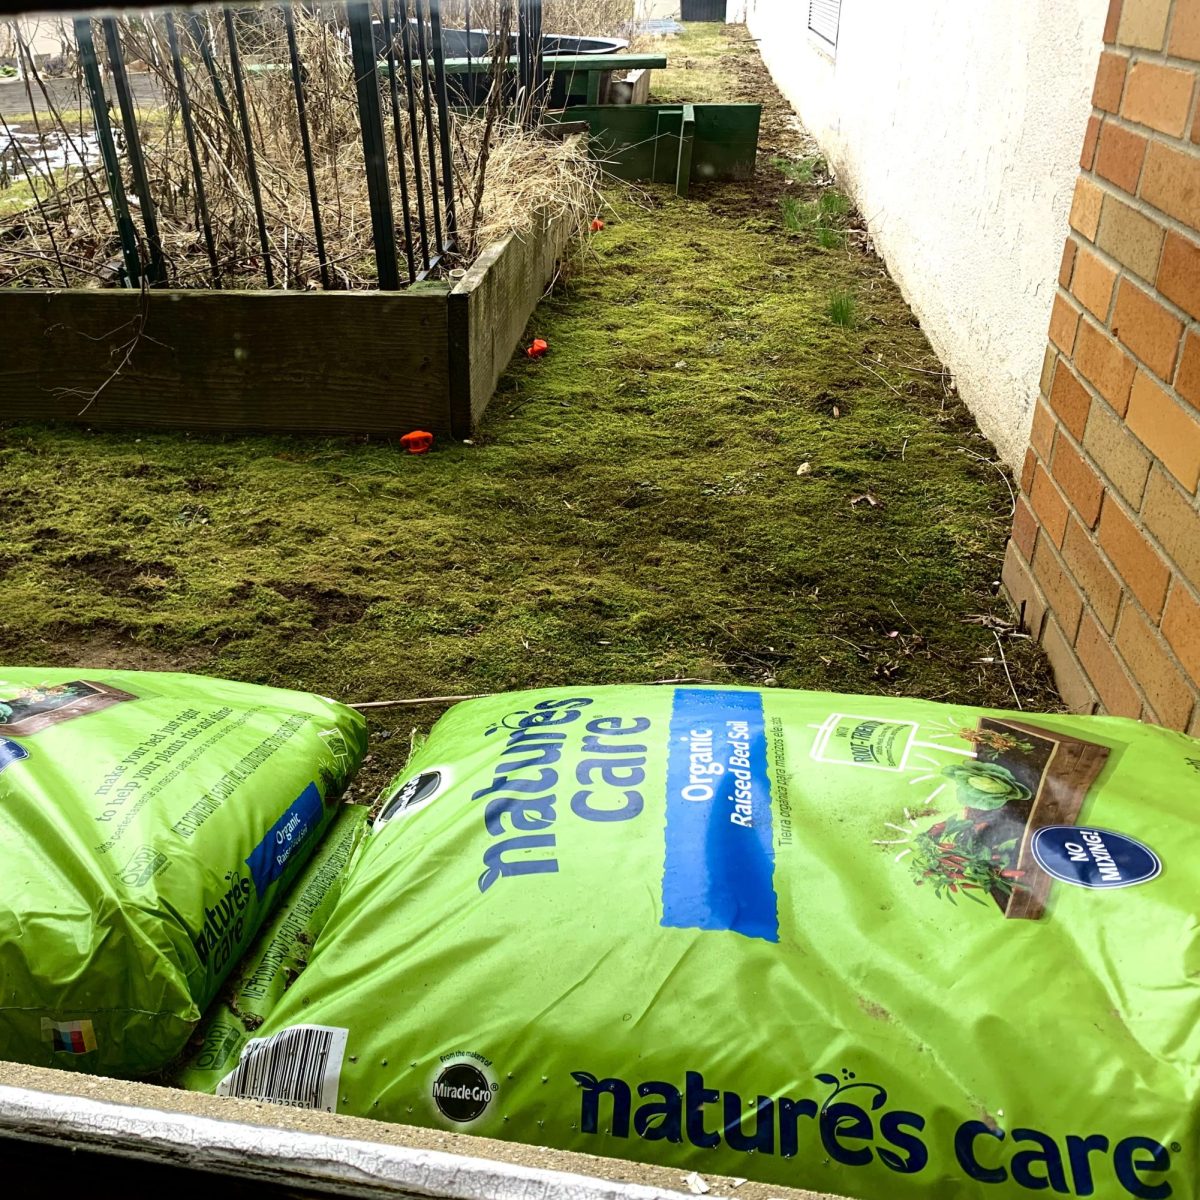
top-left (0, 209), bottom-right (571, 440)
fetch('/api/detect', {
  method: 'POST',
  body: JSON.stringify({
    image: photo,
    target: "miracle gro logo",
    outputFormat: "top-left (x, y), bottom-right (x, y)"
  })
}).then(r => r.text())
top-left (432, 1052), bottom-right (498, 1124)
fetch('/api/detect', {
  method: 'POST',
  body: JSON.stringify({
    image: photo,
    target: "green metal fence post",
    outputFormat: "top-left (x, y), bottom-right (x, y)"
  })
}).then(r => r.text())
top-left (347, 0), bottom-right (401, 289)
top-left (73, 16), bottom-right (141, 286)
top-left (100, 17), bottom-right (166, 284)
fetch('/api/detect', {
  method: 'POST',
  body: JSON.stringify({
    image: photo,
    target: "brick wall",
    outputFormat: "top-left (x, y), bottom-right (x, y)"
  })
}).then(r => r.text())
top-left (1004, 0), bottom-right (1200, 732)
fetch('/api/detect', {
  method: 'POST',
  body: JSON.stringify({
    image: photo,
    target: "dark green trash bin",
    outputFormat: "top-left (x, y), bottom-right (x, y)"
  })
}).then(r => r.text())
top-left (681, 0), bottom-right (725, 20)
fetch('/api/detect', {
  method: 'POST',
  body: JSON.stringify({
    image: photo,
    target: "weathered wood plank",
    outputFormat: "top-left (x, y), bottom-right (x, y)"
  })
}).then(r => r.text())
top-left (451, 208), bottom-right (573, 429)
top-left (608, 68), bottom-right (652, 107)
top-left (0, 289), bottom-right (450, 436)
top-left (447, 283), bottom-right (475, 440)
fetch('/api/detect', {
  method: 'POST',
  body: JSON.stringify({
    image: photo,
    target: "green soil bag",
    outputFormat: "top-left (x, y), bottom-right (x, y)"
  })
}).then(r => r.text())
top-left (174, 802), bottom-right (370, 1092)
top-left (0, 667), bottom-right (367, 1076)
top-left (215, 686), bottom-right (1199, 1200)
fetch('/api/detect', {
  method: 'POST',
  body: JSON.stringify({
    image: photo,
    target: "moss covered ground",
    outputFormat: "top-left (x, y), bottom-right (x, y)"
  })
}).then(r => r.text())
top-left (0, 24), bottom-right (1056, 796)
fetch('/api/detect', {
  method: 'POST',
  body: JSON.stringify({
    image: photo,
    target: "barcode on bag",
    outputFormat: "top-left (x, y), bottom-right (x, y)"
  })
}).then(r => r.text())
top-left (217, 1024), bottom-right (348, 1112)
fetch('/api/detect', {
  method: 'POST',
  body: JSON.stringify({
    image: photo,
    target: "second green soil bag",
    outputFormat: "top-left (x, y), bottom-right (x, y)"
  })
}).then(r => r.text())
top-left (216, 686), bottom-right (1199, 1200)
top-left (0, 667), bottom-right (367, 1075)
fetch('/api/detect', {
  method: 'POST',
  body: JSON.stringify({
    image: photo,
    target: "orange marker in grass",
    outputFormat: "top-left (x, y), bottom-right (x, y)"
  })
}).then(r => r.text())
top-left (400, 430), bottom-right (434, 454)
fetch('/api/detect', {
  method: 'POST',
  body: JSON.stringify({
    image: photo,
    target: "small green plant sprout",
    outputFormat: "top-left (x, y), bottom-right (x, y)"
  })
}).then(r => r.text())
top-left (781, 196), bottom-right (815, 233)
top-left (818, 188), bottom-right (851, 220)
top-left (816, 226), bottom-right (846, 250)
top-left (772, 155), bottom-right (817, 184)
top-left (827, 290), bottom-right (857, 327)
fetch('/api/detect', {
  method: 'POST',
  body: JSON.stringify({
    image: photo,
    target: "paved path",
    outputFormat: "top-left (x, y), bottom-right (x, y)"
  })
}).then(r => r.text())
top-left (0, 72), bottom-right (163, 118)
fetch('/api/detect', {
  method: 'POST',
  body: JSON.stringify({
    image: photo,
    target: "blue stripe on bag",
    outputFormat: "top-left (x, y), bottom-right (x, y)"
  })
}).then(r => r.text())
top-left (246, 781), bottom-right (323, 898)
top-left (662, 689), bottom-right (778, 942)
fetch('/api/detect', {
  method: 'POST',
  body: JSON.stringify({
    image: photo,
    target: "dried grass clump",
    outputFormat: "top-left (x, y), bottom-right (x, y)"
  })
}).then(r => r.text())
top-left (470, 123), bottom-right (599, 252)
top-left (0, 5), bottom-right (603, 290)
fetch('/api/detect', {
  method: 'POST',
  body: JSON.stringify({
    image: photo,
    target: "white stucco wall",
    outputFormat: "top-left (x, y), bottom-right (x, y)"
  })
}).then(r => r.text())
top-left (745, 0), bottom-right (1106, 467)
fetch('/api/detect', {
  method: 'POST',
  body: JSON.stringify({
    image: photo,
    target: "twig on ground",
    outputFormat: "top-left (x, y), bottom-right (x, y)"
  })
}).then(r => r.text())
top-left (957, 448), bottom-right (1016, 515)
top-left (895, 361), bottom-right (953, 378)
top-left (993, 630), bottom-right (1022, 710)
top-left (889, 599), bottom-right (919, 635)
top-left (829, 634), bottom-right (869, 657)
top-left (857, 358), bottom-right (907, 402)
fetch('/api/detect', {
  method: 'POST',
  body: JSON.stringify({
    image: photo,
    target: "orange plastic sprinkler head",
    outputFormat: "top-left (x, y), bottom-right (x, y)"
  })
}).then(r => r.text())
top-left (590, 218), bottom-right (605, 232)
top-left (400, 430), bottom-right (434, 454)
top-left (526, 338), bottom-right (549, 359)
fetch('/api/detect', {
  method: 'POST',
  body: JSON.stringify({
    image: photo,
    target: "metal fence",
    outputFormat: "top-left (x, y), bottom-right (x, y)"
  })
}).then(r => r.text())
top-left (1, 1), bottom-right (546, 290)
